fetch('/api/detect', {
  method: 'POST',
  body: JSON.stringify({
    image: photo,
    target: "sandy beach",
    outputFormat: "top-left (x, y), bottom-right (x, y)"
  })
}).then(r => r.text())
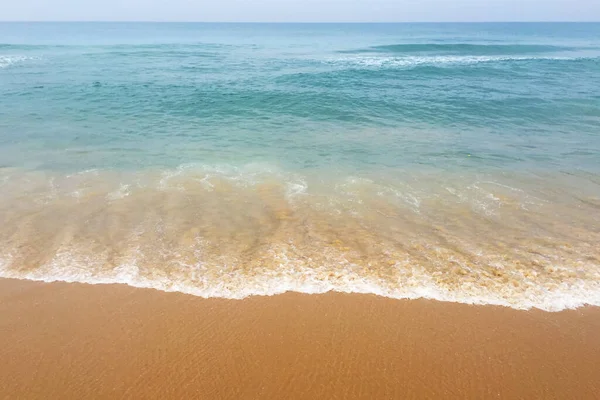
top-left (2, 19), bottom-right (600, 400)
top-left (1, 278), bottom-right (599, 399)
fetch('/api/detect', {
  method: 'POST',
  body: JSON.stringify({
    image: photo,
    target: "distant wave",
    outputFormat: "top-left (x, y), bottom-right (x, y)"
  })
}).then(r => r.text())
top-left (339, 43), bottom-right (583, 56)
top-left (324, 54), bottom-right (599, 70)
top-left (0, 44), bottom-right (52, 50)
top-left (0, 42), bottom-right (238, 60)
top-left (0, 42), bottom-right (239, 50)
top-left (0, 55), bottom-right (39, 69)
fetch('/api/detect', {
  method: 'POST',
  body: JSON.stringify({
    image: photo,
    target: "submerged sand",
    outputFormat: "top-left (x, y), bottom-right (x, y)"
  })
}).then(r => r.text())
top-left (2, 168), bottom-right (600, 311)
top-left (0, 278), bottom-right (599, 399)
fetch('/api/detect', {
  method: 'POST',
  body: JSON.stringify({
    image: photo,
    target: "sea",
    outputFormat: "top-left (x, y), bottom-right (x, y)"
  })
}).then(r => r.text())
top-left (1, 22), bottom-right (599, 311)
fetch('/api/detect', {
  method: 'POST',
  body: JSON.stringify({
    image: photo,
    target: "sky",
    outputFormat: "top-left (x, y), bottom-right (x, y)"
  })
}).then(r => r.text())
top-left (1, 0), bottom-right (599, 22)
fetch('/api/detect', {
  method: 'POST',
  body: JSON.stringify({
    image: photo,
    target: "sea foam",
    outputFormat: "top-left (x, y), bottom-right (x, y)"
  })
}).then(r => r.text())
top-left (0, 167), bottom-right (599, 312)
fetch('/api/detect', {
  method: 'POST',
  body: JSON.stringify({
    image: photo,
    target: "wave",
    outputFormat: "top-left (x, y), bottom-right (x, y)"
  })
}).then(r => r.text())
top-left (0, 55), bottom-right (39, 69)
top-left (3, 254), bottom-right (599, 313)
top-left (0, 165), bottom-right (599, 312)
top-left (340, 43), bottom-right (583, 55)
top-left (324, 54), bottom-right (599, 69)
top-left (0, 42), bottom-right (238, 50)
top-left (0, 44), bottom-right (58, 50)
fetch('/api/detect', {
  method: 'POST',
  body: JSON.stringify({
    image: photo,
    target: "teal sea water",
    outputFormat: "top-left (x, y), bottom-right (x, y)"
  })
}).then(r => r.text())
top-left (1, 23), bottom-right (600, 310)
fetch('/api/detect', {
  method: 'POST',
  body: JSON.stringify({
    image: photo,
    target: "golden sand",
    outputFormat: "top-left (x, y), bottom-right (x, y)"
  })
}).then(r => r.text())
top-left (0, 278), bottom-right (599, 399)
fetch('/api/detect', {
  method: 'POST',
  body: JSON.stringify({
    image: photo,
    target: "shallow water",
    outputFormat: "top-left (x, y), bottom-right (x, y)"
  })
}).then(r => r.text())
top-left (1, 23), bottom-right (600, 310)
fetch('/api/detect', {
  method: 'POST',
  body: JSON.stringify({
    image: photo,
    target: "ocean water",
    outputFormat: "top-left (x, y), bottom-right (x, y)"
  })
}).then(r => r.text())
top-left (1, 22), bottom-right (600, 311)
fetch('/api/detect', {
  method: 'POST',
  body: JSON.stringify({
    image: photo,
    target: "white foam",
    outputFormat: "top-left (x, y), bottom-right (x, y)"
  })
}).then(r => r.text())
top-left (107, 184), bottom-right (131, 200)
top-left (285, 180), bottom-right (308, 201)
top-left (155, 163), bottom-right (311, 206)
top-left (1, 245), bottom-right (599, 312)
top-left (0, 55), bottom-right (39, 69)
top-left (324, 55), bottom-right (596, 69)
top-left (1, 166), bottom-right (599, 312)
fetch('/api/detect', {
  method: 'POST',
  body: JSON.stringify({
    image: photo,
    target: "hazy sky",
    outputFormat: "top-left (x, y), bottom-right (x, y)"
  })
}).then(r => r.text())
top-left (2, 0), bottom-right (599, 22)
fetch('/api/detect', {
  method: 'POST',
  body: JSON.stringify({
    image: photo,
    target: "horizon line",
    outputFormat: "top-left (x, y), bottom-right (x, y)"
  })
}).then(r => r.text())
top-left (1, 20), bottom-right (600, 23)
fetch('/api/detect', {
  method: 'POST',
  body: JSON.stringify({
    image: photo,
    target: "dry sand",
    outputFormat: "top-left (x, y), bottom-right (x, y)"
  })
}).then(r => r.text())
top-left (0, 278), bottom-right (599, 399)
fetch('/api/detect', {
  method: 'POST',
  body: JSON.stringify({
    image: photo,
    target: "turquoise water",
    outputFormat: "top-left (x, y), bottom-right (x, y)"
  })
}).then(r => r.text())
top-left (1, 23), bottom-right (600, 310)
top-left (2, 23), bottom-right (600, 172)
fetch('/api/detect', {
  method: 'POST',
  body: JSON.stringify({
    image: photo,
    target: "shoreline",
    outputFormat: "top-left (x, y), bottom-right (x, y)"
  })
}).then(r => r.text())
top-left (1, 274), bottom-right (598, 312)
top-left (2, 166), bottom-right (599, 314)
top-left (1, 278), bottom-right (599, 399)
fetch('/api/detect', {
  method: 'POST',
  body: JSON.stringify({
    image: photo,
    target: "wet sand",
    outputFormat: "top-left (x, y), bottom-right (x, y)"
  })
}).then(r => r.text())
top-left (2, 168), bottom-right (600, 311)
top-left (0, 278), bottom-right (599, 399)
